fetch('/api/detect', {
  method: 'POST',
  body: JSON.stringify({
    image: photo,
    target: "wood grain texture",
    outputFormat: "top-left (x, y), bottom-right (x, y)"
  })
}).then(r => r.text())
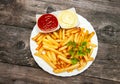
top-left (0, 0), bottom-right (120, 28)
top-left (0, 0), bottom-right (120, 83)
top-left (0, 25), bottom-right (38, 67)
top-left (0, 23), bottom-right (120, 82)
top-left (0, 62), bottom-right (120, 84)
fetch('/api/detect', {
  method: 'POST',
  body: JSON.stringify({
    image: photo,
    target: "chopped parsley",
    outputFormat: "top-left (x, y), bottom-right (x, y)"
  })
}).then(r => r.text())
top-left (71, 58), bottom-right (79, 65)
top-left (66, 41), bottom-right (91, 64)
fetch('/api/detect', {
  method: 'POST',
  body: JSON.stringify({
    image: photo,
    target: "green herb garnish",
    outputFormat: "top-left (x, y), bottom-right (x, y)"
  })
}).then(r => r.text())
top-left (66, 41), bottom-right (91, 64)
top-left (69, 48), bottom-right (75, 57)
top-left (81, 41), bottom-right (87, 46)
top-left (67, 41), bottom-right (76, 48)
top-left (86, 48), bottom-right (91, 53)
top-left (77, 50), bottom-right (85, 56)
top-left (71, 58), bottom-right (79, 65)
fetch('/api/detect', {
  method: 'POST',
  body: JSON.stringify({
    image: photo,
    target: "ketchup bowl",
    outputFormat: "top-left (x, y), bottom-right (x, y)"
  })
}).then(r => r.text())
top-left (37, 13), bottom-right (59, 33)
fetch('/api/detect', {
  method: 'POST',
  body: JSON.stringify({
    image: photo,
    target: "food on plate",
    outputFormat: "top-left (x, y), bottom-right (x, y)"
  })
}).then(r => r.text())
top-left (58, 8), bottom-right (79, 29)
top-left (37, 14), bottom-right (59, 32)
top-left (32, 27), bottom-right (96, 73)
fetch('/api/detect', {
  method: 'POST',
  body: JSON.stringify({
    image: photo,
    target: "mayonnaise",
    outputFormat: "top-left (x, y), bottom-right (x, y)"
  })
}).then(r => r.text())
top-left (58, 8), bottom-right (79, 29)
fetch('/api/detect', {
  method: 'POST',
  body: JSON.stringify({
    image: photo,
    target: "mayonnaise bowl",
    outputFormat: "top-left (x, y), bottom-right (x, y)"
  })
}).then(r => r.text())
top-left (57, 8), bottom-right (80, 29)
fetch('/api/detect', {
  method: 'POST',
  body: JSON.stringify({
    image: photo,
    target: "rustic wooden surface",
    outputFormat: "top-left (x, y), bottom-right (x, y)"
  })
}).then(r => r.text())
top-left (0, 0), bottom-right (120, 84)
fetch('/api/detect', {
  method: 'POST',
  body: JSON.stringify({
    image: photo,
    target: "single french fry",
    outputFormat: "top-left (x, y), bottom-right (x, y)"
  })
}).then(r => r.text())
top-left (43, 38), bottom-right (53, 45)
top-left (34, 52), bottom-right (41, 57)
top-left (79, 59), bottom-right (83, 65)
top-left (50, 33), bottom-right (57, 39)
top-left (38, 47), bottom-right (44, 53)
top-left (57, 55), bottom-right (71, 64)
top-left (60, 60), bottom-right (65, 65)
top-left (67, 69), bottom-right (74, 72)
top-left (89, 48), bottom-right (94, 56)
top-left (70, 28), bottom-right (80, 34)
top-left (79, 35), bottom-right (83, 44)
top-left (66, 28), bottom-right (76, 34)
top-left (76, 33), bottom-right (80, 44)
top-left (55, 39), bottom-right (61, 43)
top-left (51, 52), bottom-right (57, 64)
top-left (43, 42), bottom-right (58, 49)
top-left (59, 46), bottom-right (68, 51)
top-left (89, 42), bottom-right (97, 47)
top-left (84, 56), bottom-right (89, 62)
top-left (53, 31), bottom-right (59, 38)
top-left (67, 46), bottom-right (72, 51)
top-left (78, 62), bottom-right (86, 71)
top-left (62, 50), bottom-right (68, 56)
top-left (37, 35), bottom-right (45, 45)
top-left (65, 28), bottom-right (79, 36)
top-left (63, 50), bottom-right (67, 53)
top-left (85, 30), bottom-right (89, 36)
top-left (54, 63), bottom-right (79, 73)
top-left (59, 28), bottom-right (62, 40)
top-left (62, 35), bottom-right (73, 46)
top-left (43, 45), bottom-right (65, 56)
top-left (87, 56), bottom-right (94, 61)
top-left (81, 28), bottom-right (85, 32)
top-left (64, 52), bottom-right (69, 56)
top-left (46, 51), bottom-right (53, 62)
top-left (34, 50), bottom-right (45, 58)
top-left (36, 34), bottom-right (43, 41)
top-left (62, 29), bottom-right (65, 39)
top-left (74, 33), bottom-right (79, 43)
top-left (88, 32), bottom-right (95, 40)
top-left (32, 33), bottom-right (41, 41)
top-left (36, 43), bottom-right (42, 50)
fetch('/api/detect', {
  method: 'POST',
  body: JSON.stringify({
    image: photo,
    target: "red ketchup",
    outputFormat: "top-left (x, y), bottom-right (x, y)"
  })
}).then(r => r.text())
top-left (37, 14), bottom-right (58, 31)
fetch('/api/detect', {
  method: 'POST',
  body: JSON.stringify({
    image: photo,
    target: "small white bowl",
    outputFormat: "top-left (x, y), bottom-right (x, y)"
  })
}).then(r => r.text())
top-left (36, 13), bottom-right (60, 33)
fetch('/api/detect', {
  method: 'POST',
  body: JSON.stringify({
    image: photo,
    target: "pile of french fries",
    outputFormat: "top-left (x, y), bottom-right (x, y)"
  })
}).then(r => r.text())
top-left (32, 27), bottom-right (97, 73)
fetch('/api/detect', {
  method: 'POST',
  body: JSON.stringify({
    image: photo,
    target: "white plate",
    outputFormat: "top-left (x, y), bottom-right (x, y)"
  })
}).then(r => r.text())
top-left (30, 14), bottom-right (98, 77)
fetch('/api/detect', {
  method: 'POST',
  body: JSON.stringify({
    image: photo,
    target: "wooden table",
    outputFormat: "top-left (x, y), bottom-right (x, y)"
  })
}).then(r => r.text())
top-left (0, 0), bottom-right (120, 84)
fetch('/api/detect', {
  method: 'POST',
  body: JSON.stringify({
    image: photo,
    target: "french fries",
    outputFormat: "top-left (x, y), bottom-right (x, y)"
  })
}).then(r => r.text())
top-left (32, 27), bottom-right (96, 73)
top-left (54, 63), bottom-right (79, 73)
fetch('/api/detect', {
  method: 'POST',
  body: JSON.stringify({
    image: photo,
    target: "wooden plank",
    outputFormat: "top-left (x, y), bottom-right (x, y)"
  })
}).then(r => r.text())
top-left (0, 25), bottom-right (38, 68)
top-left (0, 62), bottom-right (120, 84)
top-left (0, 23), bottom-right (120, 82)
top-left (82, 0), bottom-right (120, 6)
top-left (0, 0), bottom-right (120, 28)
top-left (40, 0), bottom-right (120, 14)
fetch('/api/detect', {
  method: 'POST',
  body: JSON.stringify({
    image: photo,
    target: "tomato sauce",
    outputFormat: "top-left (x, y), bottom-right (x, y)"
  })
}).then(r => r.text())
top-left (37, 14), bottom-right (58, 31)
